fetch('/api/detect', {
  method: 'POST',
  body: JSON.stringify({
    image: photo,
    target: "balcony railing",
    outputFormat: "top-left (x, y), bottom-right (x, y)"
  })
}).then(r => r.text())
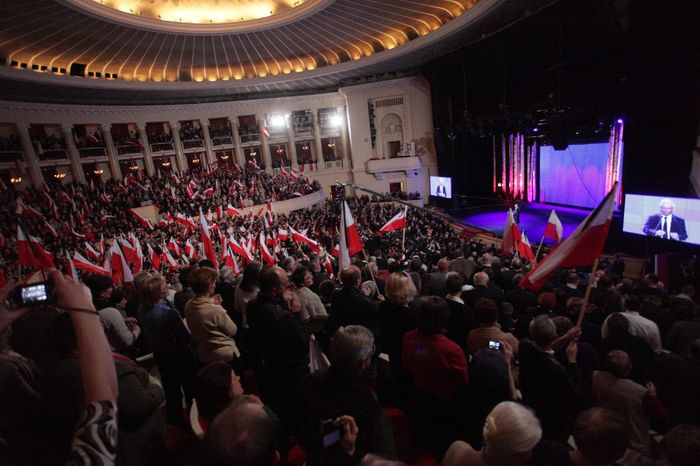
top-left (116, 144), bottom-right (142, 155)
top-left (324, 159), bottom-right (343, 169)
top-left (151, 142), bottom-right (174, 153)
top-left (79, 147), bottom-right (107, 158)
top-left (182, 139), bottom-right (204, 150)
top-left (212, 136), bottom-right (233, 147)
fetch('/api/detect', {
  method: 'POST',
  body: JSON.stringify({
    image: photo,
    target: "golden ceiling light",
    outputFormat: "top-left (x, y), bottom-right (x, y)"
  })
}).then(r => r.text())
top-left (53, 172), bottom-right (67, 179)
top-left (10, 176), bottom-right (22, 184)
top-left (93, 168), bottom-right (104, 175)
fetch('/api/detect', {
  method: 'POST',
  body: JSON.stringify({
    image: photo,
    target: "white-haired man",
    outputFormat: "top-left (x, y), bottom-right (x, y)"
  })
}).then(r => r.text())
top-left (643, 198), bottom-right (687, 241)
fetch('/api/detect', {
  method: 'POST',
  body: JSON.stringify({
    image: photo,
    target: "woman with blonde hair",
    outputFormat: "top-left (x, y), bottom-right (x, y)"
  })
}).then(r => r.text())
top-left (379, 271), bottom-right (417, 395)
top-left (139, 273), bottom-right (197, 430)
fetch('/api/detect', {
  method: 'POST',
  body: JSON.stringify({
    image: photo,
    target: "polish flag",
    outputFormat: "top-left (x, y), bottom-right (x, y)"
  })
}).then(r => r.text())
top-left (266, 200), bottom-right (272, 212)
top-left (174, 213), bottom-right (196, 229)
top-left (259, 232), bottom-right (276, 266)
top-left (203, 187), bottom-right (214, 197)
top-left (200, 207), bottom-right (218, 270)
top-left (289, 226), bottom-right (321, 253)
top-left (118, 237), bottom-right (138, 264)
top-left (17, 226), bottom-right (54, 268)
top-left (185, 239), bottom-right (198, 260)
top-left (279, 166), bottom-right (289, 178)
top-left (501, 209), bottom-right (516, 255)
top-left (215, 205), bottom-right (224, 219)
top-left (543, 210), bottom-right (564, 243)
top-left (520, 184), bottom-right (618, 291)
top-left (255, 206), bottom-right (265, 217)
top-left (109, 240), bottom-right (134, 285)
top-left (517, 231), bottom-right (536, 261)
top-left (45, 193), bottom-right (60, 219)
top-left (341, 200), bottom-right (363, 256)
top-left (226, 204), bottom-right (241, 216)
top-left (130, 233), bottom-right (144, 274)
top-left (147, 243), bottom-right (161, 270)
top-left (377, 207), bottom-right (408, 236)
top-left (15, 198), bottom-right (44, 219)
top-left (161, 245), bottom-right (179, 270)
top-left (73, 251), bottom-right (110, 276)
top-left (261, 126), bottom-right (270, 138)
top-left (85, 242), bottom-right (101, 261)
top-left (277, 228), bottom-right (288, 241)
top-left (128, 209), bottom-right (151, 229)
top-left (223, 246), bottom-right (240, 274)
top-left (65, 250), bottom-right (78, 280)
top-left (289, 169), bottom-right (298, 180)
top-left (168, 237), bottom-right (180, 257)
top-left (44, 221), bottom-right (58, 237)
top-left (332, 242), bottom-right (339, 257)
top-left (229, 236), bottom-right (254, 263)
top-left (322, 253), bottom-right (334, 279)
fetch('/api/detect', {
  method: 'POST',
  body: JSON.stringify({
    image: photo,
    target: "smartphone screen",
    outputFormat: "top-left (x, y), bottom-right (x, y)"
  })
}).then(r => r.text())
top-left (21, 284), bottom-right (48, 304)
top-left (322, 428), bottom-right (342, 448)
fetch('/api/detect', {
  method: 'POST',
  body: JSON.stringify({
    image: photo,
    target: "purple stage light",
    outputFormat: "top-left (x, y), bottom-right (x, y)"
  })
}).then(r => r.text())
top-left (533, 128), bottom-right (539, 133)
top-left (616, 118), bottom-right (623, 124)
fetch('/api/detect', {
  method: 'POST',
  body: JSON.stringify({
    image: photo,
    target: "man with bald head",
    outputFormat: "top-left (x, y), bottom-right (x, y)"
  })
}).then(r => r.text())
top-left (462, 271), bottom-right (503, 309)
top-left (247, 266), bottom-right (309, 433)
top-left (643, 198), bottom-right (687, 241)
top-left (328, 265), bottom-right (379, 340)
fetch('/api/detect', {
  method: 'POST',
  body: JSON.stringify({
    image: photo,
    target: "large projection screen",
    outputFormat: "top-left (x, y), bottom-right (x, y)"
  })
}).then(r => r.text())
top-left (539, 143), bottom-right (621, 209)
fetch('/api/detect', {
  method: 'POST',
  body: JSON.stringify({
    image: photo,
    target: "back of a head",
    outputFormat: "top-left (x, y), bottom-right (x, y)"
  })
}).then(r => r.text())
top-left (190, 266), bottom-right (218, 295)
top-left (624, 295), bottom-right (641, 312)
top-left (385, 272), bottom-right (416, 307)
top-left (195, 361), bottom-right (234, 423)
top-left (437, 258), bottom-right (449, 272)
top-left (318, 280), bottom-right (335, 301)
top-left (566, 297), bottom-right (584, 317)
top-left (474, 271), bottom-right (489, 287)
top-left (573, 408), bottom-right (630, 466)
top-left (258, 267), bottom-right (283, 295)
top-left (606, 312), bottom-right (630, 336)
top-left (537, 292), bottom-right (556, 310)
top-left (340, 265), bottom-right (361, 289)
top-left (603, 350), bottom-right (632, 378)
top-left (529, 315), bottom-right (557, 346)
top-left (330, 325), bottom-right (375, 373)
top-left (482, 402), bottom-right (542, 462)
top-left (661, 424), bottom-right (700, 466)
top-left (179, 267), bottom-right (194, 288)
top-left (203, 395), bottom-right (278, 466)
top-left (445, 272), bottom-right (464, 295)
top-left (240, 262), bottom-right (262, 292)
top-left (416, 296), bottom-right (450, 335)
top-left (474, 298), bottom-right (499, 326)
top-left (140, 274), bottom-right (165, 311)
top-left (290, 266), bottom-right (309, 287)
top-left (551, 316), bottom-right (573, 337)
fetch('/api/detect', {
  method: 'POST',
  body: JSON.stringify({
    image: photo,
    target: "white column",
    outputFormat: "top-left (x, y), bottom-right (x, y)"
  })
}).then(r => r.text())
top-left (258, 117), bottom-right (272, 170)
top-left (231, 117), bottom-right (245, 167)
top-left (137, 124), bottom-right (155, 176)
top-left (311, 109), bottom-right (325, 167)
top-left (101, 123), bottom-right (122, 180)
top-left (200, 120), bottom-right (216, 166)
top-left (286, 119), bottom-right (298, 168)
top-left (62, 123), bottom-right (86, 184)
top-left (338, 106), bottom-right (351, 169)
top-left (169, 121), bottom-right (188, 173)
top-left (16, 124), bottom-right (43, 189)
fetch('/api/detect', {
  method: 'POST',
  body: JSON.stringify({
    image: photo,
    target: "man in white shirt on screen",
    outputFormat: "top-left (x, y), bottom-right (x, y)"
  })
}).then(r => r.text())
top-left (642, 198), bottom-right (687, 241)
top-left (435, 179), bottom-right (448, 197)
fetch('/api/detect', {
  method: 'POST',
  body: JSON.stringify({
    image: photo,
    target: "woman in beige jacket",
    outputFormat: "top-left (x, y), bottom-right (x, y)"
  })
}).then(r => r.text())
top-left (185, 267), bottom-right (240, 365)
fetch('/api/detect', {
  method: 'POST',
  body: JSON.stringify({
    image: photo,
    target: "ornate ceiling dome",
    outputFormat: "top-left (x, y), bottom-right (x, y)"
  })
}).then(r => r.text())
top-left (0, 0), bottom-right (547, 103)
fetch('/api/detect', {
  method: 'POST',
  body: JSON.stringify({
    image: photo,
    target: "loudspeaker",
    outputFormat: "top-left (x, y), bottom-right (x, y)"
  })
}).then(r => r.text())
top-left (69, 63), bottom-right (87, 77)
top-left (550, 117), bottom-right (568, 151)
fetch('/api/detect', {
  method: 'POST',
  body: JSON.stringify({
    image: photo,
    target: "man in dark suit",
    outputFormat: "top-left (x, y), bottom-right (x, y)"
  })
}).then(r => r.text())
top-left (435, 180), bottom-right (448, 197)
top-left (643, 198), bottom-right (688, 241)
top-left (328, 265), bottom-right (379, 338)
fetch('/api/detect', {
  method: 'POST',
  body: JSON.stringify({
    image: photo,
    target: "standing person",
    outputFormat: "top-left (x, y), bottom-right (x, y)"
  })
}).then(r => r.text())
top-left (247, 267), bottom-right (309, 434)
top-left (185, 267), bottom-right (240, 366)
top-left (642, 198), bottom-right (687, 241)
top-left (139, 274), bottom-right (197, 430)
top-left (290, 266), bottom-right (328, 335)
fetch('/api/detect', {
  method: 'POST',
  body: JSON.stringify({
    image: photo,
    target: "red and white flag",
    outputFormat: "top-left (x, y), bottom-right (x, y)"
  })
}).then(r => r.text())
top-left (203, 187), bottom-right (214, 197)
top-left (520, 184), bottom-right (618, 291)
top-left (15, 198), bottom-right (44, 219)
top-left (543, 210), bottom-right (564, 243)
top-left (185, 239), bottom-right (198, 260)
top-left (517, 231), bottom-right (536, 261)
top-left (199, 207), bottom-right (218, 270)
top-left (226, 203), bottom-right (241, 216)
top-left (223, 246), bottom-right (240, 274)
top-left (147, 243), bottom-right (161, 270)
top-left (17, 226), bottom-right (54, 268)
top-left (128, 208), bottom-right (151, 229)
top-left (109, 240), bottom-right (134, 285)
top-left (378, 207), bottom-right (408, 236)
top-left (259, 232), bottom-right (276, 266)
top-left (174, 213), bottom-right (196, 229)
top-left (277, 228), bottom-right (288, 241)
top-left (215, 205), bottom-right (224, 219)
top-left (161, 245), bottom-right (179, 270)
top-left (341, 200), bottom-right (363, 256)
top-left (322, 252), bottom-right (335, 279)
top-left (45, 193), bottom-right (60, 219)
top-left (65, 250), bottom-right (78, 280)
top-left (261, 126), bottom-right (270, 138)
top-left (73, 251), bottom-right (110, 276)
top-left (229, 236), bottom-right (254, 263)
top-left (289, 226), bottom-right (321, 253)
top-left (118, 237), bottom-right (138, 264)
top-left (85, 242), bottom-right (101, 261)
top-left (501, 209), bottom-right (517, 255)
top-left (168, 237), bottom-right (180, 257)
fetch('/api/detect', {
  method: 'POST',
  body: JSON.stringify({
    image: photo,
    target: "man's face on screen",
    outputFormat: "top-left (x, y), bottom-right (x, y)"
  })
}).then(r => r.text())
top-left (660, 203), bottom-right (674, 216)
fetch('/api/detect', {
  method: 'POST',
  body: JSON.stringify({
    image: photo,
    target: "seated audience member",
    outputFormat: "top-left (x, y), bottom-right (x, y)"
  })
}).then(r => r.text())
top-left (647, 338), bottom-right (700, 426)
top-left (597, 312), bottom-right (654, 383)
top-left (195, 360), bottom-right (245, 428)
top-left (602, 294), bottom-right (663, 354)
top-left (441, 401), bottom-right (542, 466)
top-left (402, 297), bottom-right (468, 455)
top-left (444, 272), bottom-right (475, 353)
top-left (291, 266), bottom-right (328, 334)
top-left (466, 298), bottom-right (518, 356)
top-left (303, 325), bottom-right (395, 465)
top-left (84, 274), bottom-right (140, 354)
top-left (185, 266), bottom-right (240, 365)
top-left (518, 315), bottom-right (582, 442)
top-left (590, 351), bottom-right (668, 455)
top-left (139, 274), bottom-right (197, 430)
top-left (379, 272), bottom-right (418, 389)
top-left (659, 424), bottom-right (700, 466)
top-left (247, 267), bottom-right (308, 434)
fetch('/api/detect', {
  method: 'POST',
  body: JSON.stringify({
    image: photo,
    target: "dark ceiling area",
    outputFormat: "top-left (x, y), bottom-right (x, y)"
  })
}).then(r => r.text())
top-left (425, 0), bottom-right (700, 201)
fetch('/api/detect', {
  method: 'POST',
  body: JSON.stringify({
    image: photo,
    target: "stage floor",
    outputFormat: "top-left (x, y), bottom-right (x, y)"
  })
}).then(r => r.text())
top-left (458, 202), bottom-right (593, 242)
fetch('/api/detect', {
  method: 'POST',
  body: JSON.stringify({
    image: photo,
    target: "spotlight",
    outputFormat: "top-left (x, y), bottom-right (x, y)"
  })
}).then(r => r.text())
top-left (269, 114), bottom-right (286, 128)
top-left (328, 114), bottom-right (343, 127)
top-left (616, 118), bottom-right (623, 124)
top-left (533, 128), bottom-right (539, 133)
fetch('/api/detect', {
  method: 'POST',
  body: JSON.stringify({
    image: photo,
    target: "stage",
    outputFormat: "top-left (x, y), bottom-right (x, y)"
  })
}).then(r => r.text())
top-left (456, 202), bottom-right (597, 242)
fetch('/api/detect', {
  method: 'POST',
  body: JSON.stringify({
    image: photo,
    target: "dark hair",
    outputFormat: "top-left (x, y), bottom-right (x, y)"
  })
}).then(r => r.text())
top-left (290, 266), bottom-right (309, 287)
top-left (109, 288), bottom-right (125, 306)
top-left (417, 296), bottom-right (450, 335)
top-left (203, 395), bottom-right (278, 466)
top-left (573, 408), bottom-right (630, 465)
top-left (199, 259), bottom-right (215, 269)
top-left (240, 262), bottom-right (262, 292)
top-left (475, 298), bottom-right (499, 325)
top-left (179, 267), bottom-right (194, 287)
top-left (258, 267), bottom-right (282, 294)
top-left (537, 292), bottom-right (556, 310)
top-left (196, 361), bottom-right (234, 424)
top-left (189, 267), bottom-right (218, 295)
top-left (340, 265), bottom-right (361, 289)
top-left (624, 295), bottom-right (641, 312)
top-left (661, 424), bottom-right (700, 466)
top-left (318, 280), bottom-right (335, 302)
top-left (83, 274), bottom-right (113, 305)
top-left (606, 312), bottom-right (630, 336)
top-left (47, 313), bottom-right (77, 356)
top-left (445, 273), bottom-right (464, 295)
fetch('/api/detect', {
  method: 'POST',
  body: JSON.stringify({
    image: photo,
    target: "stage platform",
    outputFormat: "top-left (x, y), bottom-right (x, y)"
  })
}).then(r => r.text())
top-left (456, 202), bottom-right (594, 242)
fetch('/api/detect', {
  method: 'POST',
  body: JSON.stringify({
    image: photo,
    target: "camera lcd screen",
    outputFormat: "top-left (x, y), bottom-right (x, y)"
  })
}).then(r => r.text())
top-left (21, 284), bottom-right (48, 304)
top-left (488, 340), bottom-right (501, 351)
top-left (322, 428), bottom-right (341, 448)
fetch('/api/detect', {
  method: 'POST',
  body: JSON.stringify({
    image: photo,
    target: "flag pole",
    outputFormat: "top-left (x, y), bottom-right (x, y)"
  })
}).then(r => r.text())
top-left (576, 257), bottom-right (600, 327)
top-left (534, 235), bottom-right (545, 263)
top-left (362, 250), bottom-right (377, 286)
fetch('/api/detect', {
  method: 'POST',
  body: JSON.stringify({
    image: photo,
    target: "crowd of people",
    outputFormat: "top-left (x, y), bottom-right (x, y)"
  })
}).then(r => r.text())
top-left (1, 167), bottom-right (699, 466)
top-left (0, 134), bottom-right (21, 152)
